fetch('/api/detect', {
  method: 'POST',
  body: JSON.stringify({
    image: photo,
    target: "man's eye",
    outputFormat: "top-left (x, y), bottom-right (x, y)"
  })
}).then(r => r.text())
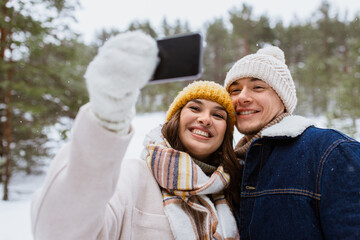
top-left (254, 85), bottom-right (264, 90)
top-left (230, 89), bottom-right (241, 95)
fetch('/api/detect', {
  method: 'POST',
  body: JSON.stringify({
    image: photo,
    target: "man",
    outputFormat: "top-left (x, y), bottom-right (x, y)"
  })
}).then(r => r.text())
top-left (224, 46), bottom-right (360, 239)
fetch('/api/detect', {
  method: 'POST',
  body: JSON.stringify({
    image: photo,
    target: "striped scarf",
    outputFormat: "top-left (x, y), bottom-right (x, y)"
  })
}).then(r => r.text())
top-left (141, 126), bottom-right (239, 240)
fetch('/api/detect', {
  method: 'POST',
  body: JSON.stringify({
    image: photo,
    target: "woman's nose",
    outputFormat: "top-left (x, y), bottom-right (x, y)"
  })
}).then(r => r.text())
top-left (197, 112), bottom-right (211, 126)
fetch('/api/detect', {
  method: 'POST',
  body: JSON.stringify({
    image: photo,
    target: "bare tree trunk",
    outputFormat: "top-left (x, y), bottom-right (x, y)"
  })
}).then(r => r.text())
top-left (0, 0), bottom-right (8, 190)
top-left (213, 46), bottom-right (222, 82)
top-left (3, 72), bottom-right (12, 200)
top-left (1, 0), bottom-right (13, 200)
top-left (3, 54), bottom-right (13, 199)
top-left (0, 164), bottom-right (3, 183)
top-left (243, 38), bottom-right (250, 56)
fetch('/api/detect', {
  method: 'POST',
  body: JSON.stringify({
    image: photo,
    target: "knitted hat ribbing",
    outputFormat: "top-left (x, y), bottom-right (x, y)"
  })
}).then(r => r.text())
top-left (166, 80), bottom-right (236, 127)
top-left (224, 46), bottom-right (297, 114)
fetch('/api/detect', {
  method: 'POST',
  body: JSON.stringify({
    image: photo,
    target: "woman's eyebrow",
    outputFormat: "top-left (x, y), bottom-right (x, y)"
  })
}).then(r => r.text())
top-left (189, 99), bottom-right (226, 112)
top-left (214, 106), bottom-right (226, 111)
top-left (189, 99), bottom-right (203, 105)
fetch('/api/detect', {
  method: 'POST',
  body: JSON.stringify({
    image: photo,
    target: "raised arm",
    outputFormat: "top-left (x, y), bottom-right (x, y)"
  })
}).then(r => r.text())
top-left (31, 31), bottom-right (158, 240)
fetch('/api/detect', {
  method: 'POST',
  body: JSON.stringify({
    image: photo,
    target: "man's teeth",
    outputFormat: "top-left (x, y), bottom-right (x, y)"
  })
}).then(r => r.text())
top-left (239, 110), bottom-right (257, 115)
top-left (192, 129), bottom-right (209, 137)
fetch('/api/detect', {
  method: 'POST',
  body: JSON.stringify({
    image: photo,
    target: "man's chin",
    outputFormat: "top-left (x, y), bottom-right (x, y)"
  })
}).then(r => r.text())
top-left (237, 126), bottom-right (262, 137)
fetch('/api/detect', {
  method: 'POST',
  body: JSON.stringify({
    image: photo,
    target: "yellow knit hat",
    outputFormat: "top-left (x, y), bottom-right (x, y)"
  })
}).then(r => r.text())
top-left (166, 80), bottom-right (236, 127)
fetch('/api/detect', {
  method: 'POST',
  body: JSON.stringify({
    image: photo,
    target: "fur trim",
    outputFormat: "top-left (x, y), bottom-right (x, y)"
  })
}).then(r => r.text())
top-left (262, 115), bottom-right (315, 138)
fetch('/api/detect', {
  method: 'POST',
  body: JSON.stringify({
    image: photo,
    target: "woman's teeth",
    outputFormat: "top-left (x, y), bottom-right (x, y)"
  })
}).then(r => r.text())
top-left (192, 129), bottom-right (209, 137)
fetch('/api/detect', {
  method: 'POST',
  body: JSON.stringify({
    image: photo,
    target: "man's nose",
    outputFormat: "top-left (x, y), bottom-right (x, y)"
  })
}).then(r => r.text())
top-left (235, 88), bottom-right (252, 104)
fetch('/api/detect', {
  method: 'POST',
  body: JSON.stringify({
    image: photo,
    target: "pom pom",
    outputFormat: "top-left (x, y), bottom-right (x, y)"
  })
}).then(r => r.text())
top-left (257, 46), bottom-right (285, 63)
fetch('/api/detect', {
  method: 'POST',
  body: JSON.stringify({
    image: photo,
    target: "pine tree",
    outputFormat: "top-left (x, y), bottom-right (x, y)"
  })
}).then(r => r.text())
top-left (0, 0), bottom-right (91, 200)
top-left (203, 18), bottom-right (232, 84)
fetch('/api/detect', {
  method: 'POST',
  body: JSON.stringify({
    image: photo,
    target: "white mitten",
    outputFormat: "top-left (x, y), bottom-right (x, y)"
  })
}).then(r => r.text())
top-left (84, 31), bottom-right (159, 135)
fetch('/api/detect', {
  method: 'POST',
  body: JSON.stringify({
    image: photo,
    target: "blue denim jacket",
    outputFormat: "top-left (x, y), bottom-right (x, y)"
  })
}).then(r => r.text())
top-left (235, 115), bottom-right (360, 240)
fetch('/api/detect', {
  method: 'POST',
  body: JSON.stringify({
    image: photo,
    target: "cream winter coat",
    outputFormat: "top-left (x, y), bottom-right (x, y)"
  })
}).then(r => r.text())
top-left (31, 104), bottom-right (174, 240)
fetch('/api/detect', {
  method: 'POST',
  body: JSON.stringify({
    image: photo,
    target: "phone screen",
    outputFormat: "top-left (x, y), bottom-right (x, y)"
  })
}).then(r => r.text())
top-left (150, 33), bottom-right (203, 84)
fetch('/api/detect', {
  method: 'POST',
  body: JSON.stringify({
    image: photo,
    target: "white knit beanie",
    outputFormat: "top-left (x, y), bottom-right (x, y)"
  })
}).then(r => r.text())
top-left (224, 46), bottom-right (297, 114)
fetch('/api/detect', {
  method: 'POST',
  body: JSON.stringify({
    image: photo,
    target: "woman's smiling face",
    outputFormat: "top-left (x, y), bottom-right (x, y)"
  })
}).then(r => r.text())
top-left (178, 99), bottom-right (227, 161)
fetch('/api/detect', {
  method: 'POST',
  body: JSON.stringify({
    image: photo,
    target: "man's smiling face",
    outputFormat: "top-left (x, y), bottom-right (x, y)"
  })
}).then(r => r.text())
top-left (228, 77), bottom-right (285, 137)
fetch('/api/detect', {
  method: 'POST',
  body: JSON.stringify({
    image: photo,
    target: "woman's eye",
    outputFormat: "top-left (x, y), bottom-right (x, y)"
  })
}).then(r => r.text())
top-left (214, 113), bottom-right (226, 120)
top-left (189, 106), bottom-right (200, 111)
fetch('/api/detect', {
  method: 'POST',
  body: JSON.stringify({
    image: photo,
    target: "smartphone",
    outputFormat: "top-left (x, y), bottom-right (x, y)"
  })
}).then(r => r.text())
top-left (150, 32), bottom-right (203, 84)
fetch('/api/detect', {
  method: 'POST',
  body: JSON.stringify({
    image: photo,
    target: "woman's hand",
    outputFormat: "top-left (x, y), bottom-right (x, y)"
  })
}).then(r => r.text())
top-left (84, 31), bottom-right (158, 134)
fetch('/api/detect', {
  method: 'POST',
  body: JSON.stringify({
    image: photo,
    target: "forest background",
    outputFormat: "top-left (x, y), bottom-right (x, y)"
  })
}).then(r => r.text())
top-left (1, 0), bottom-right (360, 200)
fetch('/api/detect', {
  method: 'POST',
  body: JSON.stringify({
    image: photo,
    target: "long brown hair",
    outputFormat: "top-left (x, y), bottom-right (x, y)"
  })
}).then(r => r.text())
top-left (161, 108), bottom-right (242, 208)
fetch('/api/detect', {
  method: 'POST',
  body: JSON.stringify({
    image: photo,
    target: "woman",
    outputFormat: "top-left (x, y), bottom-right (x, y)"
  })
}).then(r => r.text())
top-left (31, 31), bottom-right (241, 240)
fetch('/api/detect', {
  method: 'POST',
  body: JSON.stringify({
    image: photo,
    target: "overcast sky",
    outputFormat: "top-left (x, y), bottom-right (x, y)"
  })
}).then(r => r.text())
top-left (73, 0), bottom-right (360, 43)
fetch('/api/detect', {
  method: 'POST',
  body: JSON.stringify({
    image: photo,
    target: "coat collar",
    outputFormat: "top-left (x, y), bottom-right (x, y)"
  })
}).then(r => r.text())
top-left (261, 115), bottom-right (315, 138)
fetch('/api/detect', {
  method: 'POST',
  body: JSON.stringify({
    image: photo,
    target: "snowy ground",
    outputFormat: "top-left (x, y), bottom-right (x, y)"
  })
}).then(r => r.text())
top-left (0, 112), bottom-right (167, 240)
top-left (0, 112), bottom-right (358, 240)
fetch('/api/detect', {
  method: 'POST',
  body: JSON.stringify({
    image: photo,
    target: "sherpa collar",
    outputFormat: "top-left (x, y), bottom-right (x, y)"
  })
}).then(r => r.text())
top-left (262, 115), bottom-right (315, 138)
